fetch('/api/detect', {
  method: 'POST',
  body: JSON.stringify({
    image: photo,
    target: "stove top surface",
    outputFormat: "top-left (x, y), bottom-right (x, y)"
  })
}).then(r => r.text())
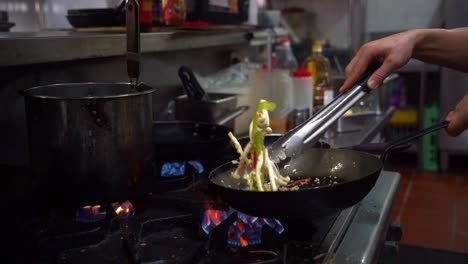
top-left (11, 167), bottom-right (400, 264)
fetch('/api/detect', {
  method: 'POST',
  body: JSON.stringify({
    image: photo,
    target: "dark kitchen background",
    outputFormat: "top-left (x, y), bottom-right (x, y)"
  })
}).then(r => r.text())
top-left (2, 0), bottom-right (468, 263)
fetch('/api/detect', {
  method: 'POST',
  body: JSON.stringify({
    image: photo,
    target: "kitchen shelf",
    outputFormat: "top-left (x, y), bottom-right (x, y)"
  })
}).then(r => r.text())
top-left (0, 27), bottom-right (277, 67)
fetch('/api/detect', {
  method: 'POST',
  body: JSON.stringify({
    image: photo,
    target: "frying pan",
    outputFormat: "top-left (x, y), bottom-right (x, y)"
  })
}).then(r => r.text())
top-left (66, 1), bottom-right (125, 28)
top-left (209, 121), bottom-right (448, 227)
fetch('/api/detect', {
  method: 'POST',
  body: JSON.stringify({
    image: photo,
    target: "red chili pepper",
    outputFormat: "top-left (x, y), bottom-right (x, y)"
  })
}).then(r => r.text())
top-left (251, 150), bottom-right (257, 169)
top-left (287, 177), bottom-right (311, 187)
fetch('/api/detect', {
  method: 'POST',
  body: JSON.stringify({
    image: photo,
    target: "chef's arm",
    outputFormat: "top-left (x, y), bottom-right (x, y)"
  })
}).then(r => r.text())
top-left (413, 28), bottom-right (468, 73)
top-left (340, 27), bottom-right (468, 92)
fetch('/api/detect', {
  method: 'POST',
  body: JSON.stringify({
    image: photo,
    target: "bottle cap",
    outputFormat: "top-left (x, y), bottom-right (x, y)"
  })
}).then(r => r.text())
top-left (312, 43), bottom-right (323, 52)
top-left (280, 37), bottom-right (291, 45)
top-left (293, 62), bottom-right (311, 78)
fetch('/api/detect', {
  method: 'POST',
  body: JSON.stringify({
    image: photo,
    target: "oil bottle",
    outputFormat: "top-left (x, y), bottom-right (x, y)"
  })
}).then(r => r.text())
top-left (304, 42), bottom-right (332, 113)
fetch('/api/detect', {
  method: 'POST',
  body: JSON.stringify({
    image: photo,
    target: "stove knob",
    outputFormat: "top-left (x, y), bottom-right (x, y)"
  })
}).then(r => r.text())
top-left (386, 221), bottom-right (402, 242)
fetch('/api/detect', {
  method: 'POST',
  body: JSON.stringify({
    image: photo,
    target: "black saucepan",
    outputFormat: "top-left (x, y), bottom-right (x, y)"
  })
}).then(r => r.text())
top-left (209, 121), bottom-right (449, 226)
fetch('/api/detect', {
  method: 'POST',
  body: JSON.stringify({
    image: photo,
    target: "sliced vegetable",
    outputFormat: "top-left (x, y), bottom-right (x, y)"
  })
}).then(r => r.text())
top-left (228, 99), bottom-right (290, 192)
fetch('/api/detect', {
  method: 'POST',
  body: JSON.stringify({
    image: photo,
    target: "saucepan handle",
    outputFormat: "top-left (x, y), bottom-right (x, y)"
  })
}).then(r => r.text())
top-left (216, 105), bottom-right (250, 126)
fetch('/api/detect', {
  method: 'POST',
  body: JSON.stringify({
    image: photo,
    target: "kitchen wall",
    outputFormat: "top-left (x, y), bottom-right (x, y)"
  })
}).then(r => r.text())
top-left (2, 0), bottom-right (259, 31)
top-left (0, 0), bottom-right (115, 31)
top-left (269, 0), bottom-right (444, 49)
top-left (365, 0), bottom-right (443, 40)
top-left (271, 0), bottom-right (352, 49)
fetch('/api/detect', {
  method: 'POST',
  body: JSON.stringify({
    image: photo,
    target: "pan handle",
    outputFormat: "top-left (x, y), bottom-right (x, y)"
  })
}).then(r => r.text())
top-left (346, 142), bottom-right (412, 155)
top-left (380, 121), bottom-right (449, 162)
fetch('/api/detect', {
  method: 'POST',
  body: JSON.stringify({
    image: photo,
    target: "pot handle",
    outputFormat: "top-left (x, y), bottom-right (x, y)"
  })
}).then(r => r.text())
top-left (216, 105), bottom-right (250, 126)
top-left (126, 0), bottom-right (140, 88)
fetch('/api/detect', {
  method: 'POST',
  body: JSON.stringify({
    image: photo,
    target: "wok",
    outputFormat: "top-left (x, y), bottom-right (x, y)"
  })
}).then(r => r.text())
top-left (209, 121), bottom-right (448, 227)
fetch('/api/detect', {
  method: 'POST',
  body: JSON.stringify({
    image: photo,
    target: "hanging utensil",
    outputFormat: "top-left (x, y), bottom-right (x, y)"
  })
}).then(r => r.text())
top-left (126, 0), bottom-right (140, 89)
top-left (178, 66), bottom-right (208, 100)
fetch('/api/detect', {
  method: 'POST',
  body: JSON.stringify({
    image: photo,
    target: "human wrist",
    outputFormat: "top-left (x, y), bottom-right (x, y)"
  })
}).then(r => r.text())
top-left (411, 28), bottom-right (446, 58)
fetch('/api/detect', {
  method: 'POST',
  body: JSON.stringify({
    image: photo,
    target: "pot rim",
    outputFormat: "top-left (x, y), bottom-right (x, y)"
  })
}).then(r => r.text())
top-left (20, 82), bottom-right (156, 100)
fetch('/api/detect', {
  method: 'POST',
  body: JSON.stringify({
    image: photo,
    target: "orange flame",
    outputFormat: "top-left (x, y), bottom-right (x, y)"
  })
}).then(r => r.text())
top-left (238, 234), bottom-right (248, 247)
top-left (205, 209), bottom-right (225, 226)
top-left (115, 206), bottom-right (129, 215)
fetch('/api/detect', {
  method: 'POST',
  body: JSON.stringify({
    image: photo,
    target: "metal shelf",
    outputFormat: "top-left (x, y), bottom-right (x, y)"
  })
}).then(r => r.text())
top-left (0, 28), bottom-right (274, 67)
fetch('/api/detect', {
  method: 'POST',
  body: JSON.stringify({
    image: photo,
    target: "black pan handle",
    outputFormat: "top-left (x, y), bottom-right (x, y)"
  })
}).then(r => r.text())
top-left (347, 142), bottom-right (411, 155)
top-left (380, 121), bottom-right (449, 162)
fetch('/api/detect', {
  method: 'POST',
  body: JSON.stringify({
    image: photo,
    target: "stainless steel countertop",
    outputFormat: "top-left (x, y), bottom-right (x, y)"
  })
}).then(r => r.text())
top-left (322, 170), bottom-right (401, 264)
top-left (0, 29), bottom-right (270, 67)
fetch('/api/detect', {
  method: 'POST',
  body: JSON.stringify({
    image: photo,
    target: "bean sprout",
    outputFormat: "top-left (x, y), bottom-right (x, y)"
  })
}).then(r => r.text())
top-left (229, 99), bottom-right (290, 191)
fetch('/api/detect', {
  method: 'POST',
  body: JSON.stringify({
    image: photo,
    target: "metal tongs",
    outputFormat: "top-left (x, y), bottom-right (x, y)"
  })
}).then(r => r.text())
top-left (269, 63), bottom-right (382, 162)
top-left (126, 0), bottom-right (140, 89)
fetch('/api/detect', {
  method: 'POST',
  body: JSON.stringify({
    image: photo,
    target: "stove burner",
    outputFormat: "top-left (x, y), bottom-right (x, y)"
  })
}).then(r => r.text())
top-left (205, 212), bottom-right (283, 263)
top-left (75, 205), bottom-right (106, 223)
top-left (75, 201), bottom-right (134, 223)
top-left (160, 160), bottom-right (203, 177)
top-left (202, 207), bottom-right (284, 247)
top-left (112, 201), bottom-right (135, 219)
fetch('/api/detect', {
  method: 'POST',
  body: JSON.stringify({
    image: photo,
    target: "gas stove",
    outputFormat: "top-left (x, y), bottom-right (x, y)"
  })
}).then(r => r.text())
top-left (12, 164), bottom-right (401, 264)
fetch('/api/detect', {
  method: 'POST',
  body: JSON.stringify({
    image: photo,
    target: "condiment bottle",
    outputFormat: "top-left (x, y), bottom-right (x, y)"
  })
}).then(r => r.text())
top-left (291, 62), bottom-right (313, 116)
top-left (304, 42), bottom-right (332, 113)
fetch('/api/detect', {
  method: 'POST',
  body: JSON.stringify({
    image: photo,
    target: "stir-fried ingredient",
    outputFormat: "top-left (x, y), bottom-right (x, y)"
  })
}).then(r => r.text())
top-left (228, 99), bottom-right (291, 191)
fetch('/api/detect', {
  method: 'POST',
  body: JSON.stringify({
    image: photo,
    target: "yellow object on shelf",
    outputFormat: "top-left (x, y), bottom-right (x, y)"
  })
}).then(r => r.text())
top-left (390, 109), bottom-right (418, 126)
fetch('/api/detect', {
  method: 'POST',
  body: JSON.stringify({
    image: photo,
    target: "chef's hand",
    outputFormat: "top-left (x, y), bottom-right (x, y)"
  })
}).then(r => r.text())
top-left (446, 94), bottom-right (468, 136)
top-left (340, 30), bottom-right (419, 93)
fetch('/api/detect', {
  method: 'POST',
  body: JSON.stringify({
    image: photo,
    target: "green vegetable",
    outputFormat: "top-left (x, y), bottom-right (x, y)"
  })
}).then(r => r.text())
top-left (252, 100), bottom-right (276, 155)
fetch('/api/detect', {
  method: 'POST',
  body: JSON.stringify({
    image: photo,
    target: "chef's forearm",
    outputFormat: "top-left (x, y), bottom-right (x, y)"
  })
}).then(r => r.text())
top-left (412, 27), bottom-right (468, 72)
